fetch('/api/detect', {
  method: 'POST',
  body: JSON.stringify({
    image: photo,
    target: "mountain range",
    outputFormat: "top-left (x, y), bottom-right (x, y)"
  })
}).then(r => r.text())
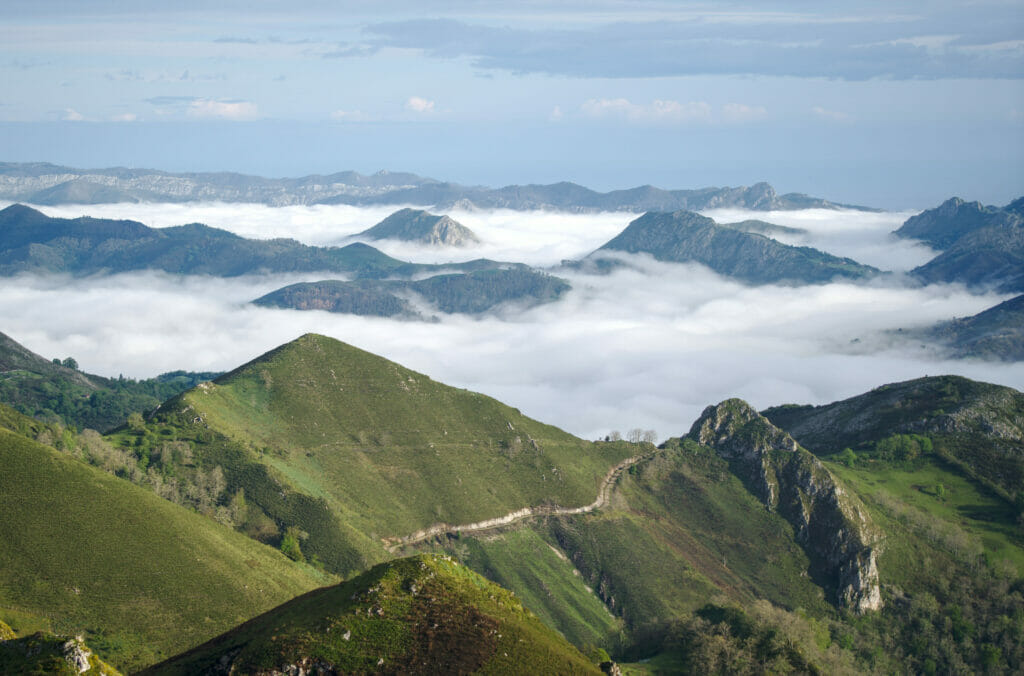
top-left (0, 162), bottom-right (872, 212)
top-left (1, 330), bottom-right (1021, 674)
top-left (0, 204), bottom-right (504, 279)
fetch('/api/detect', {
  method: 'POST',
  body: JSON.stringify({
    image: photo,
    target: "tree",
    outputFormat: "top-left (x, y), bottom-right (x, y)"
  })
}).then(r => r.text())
top-left (607, 430), bottom-right (622, 442)
top-left (280, 526), bottom-right (305, 562)
top-left (642, 429), bottom-right (658, 444)
top-left (61, 357), bottom-right (78, 370)
top-left (127, 412), bottom-right (145, 431)
top-left (628, 428), bottom-right (643, 444)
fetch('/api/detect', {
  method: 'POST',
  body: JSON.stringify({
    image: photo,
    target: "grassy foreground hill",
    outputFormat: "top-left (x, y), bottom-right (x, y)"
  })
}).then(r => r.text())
top-left (116, 334), bottom-right (631, 576)
top-left (0, 404), bottom-right (330, 672)
top-left (142, 554), bottom-right (601, 675)
top-left (397, 378), bottom-right (1024, 674)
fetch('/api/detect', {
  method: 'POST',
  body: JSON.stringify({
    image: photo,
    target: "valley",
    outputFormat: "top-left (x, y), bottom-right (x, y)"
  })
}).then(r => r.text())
top-left (1, 167), bottom-right (1022, 675)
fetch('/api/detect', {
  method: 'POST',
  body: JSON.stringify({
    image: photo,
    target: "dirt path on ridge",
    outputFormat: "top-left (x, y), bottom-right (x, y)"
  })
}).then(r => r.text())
top-left (383, 450), bottom-right (656, 552)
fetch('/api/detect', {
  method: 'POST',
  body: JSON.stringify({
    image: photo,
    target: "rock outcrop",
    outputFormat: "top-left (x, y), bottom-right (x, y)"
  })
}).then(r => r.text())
top-left (688, 399), bottom-right (882, 613)
top-left (0, 629), bottom-right (122, 675)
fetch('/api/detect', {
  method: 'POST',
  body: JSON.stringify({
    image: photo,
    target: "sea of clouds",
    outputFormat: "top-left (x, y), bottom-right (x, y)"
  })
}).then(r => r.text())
top-left (3, 201), bottom-right (1022, 441)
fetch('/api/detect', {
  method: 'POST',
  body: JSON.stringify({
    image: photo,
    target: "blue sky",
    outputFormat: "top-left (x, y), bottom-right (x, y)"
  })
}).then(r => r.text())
top-left (1, 0), bottom-right (1022, 208)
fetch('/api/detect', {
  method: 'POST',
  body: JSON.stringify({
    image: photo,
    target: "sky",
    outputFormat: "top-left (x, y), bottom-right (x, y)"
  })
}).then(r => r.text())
top-left (1, 0), bottom-right (1023, 208)
top-left (3, 201), bottom-right (1022, 442)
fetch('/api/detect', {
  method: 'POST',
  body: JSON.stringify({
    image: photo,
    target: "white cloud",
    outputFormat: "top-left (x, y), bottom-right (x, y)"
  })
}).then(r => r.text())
top-left (110, 113), bottom-right (137, 122)
top-left (722, 103), bottom-right (767, 123)
top-left (812, 105), bottom-right (852, 122)
top-left (888, 34), bottom-right (959, 52)
top-left (4, 203), bottom-right (1022, 443)
top-left (330, 109), bottom-right (373, 122)
top-left (580, 98), bottom-right (713, 124)
top-left (186, 98), bottom-right (259, 120)
top-left (549, 105), bottom-right (564, 121)
top-left (405, 96), bottom-right (435, 113)
top-left (61, 108), bottom-right (84, 121)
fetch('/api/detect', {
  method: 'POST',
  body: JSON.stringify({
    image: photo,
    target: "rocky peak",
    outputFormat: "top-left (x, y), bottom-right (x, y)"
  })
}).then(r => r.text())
top-left (743, 182), bottom-right (778, 209)
top-left (689, 398), bottom-right (798, 461)
top-left (359, 208), bottom-right (480, 246)
top-left (688, 399), bottom-right (883, 613)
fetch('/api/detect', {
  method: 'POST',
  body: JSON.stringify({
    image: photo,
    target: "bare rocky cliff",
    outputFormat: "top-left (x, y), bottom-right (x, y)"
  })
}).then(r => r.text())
top-left (688, 399), bottom-right (882, 613)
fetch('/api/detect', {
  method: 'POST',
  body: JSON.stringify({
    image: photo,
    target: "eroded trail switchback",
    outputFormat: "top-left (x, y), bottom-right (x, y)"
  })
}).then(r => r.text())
top-left (383, 450), bottom-right (655, 552)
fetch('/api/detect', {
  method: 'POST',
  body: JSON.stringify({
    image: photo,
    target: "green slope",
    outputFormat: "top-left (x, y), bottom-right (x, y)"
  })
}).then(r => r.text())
top-left (0, 406), bottom-right (330, 672)
top-left (141, 554), bottom-right (601, 675)
top-left (430, 528), bottom-right (624, 650)
top-left (114, 334), bottom-right (630, 576)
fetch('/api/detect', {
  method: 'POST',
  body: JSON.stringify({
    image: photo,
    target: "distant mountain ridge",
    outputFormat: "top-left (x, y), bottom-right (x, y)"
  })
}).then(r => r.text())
top-left (0, 162), bottom-right (874, 212)
top-left (588, 209), bottom-right (877, 284)
top-left (894, 195), bottom-right (1024, 292)
top-left (254, 268), bottom-right (570, 318)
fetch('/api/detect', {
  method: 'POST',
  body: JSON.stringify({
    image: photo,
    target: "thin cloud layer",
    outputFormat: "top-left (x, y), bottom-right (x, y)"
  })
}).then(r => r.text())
top-left (1, 204), bottom-right (1020, 442)
top-left (365, 9), bottom-right (1024, 80)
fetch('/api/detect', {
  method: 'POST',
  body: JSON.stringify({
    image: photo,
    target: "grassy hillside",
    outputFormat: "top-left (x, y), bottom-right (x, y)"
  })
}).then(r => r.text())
top-left (424, 528), bottom-right (624, 651)
top-left (141, 554), bottom-right (601, 675)
top-left (546, 441), bottom-right (834, 626)
top-left (111, 334), bottom-right (630, 576)
top-left (0, 407), bottom-right (330, 672)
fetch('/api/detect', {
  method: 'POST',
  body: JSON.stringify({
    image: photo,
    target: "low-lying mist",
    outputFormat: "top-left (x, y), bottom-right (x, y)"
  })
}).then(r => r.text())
top-left (3, 214), bottom-right (1020, 441)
